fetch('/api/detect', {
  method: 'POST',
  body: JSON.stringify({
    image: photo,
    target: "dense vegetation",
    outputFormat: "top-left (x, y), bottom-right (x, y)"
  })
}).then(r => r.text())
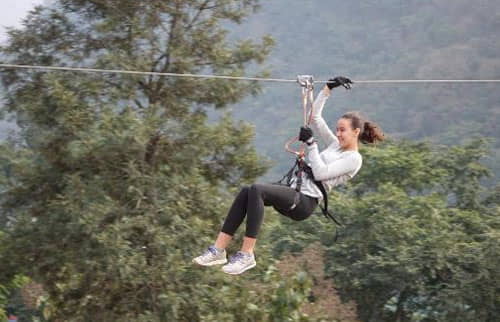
top-left (0, 0), bottom-right (498, 321)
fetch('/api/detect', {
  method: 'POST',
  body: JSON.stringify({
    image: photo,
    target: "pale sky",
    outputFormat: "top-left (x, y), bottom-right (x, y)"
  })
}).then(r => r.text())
top-left (0, 0), bottom-right (45, 43)
top-left (0, 1), bottom-right (43, 136)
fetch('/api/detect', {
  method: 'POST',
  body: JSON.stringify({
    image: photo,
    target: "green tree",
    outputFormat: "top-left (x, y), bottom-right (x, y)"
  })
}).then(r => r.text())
top-left (271, 140), bottom-right (500, 321)
top-left (0, 0), bottom-right (295, 320)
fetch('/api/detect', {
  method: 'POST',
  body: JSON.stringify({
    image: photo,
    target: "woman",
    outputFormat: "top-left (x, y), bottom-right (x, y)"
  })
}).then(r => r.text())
top-left (193, 77), bottom-right (385, 275)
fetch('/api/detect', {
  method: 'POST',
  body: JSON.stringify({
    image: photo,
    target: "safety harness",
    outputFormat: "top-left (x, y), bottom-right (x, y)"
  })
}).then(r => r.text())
top-left (274, 75), bottom-right (343, 230)
top-left (274, 157), bottom-right (343, 227)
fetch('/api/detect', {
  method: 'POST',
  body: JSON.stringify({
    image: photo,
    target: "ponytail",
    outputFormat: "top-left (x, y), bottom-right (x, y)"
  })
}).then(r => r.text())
top-left (360, 120), bottom-right (385, 144)
top-left (341, 112), bottom-right (385, 144)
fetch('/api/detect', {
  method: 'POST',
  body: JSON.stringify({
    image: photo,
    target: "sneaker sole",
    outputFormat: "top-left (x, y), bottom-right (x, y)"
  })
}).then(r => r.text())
top-left (222, 262), bottom-right (256, 275)
top-left (192, 258), bottom-right (228, 266)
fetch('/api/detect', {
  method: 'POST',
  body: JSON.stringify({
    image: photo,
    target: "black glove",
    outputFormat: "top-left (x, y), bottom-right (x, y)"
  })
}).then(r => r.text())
top-left (326, 76), bottom-right (353, 90)
top-left (299, 126), bottom-right (314, 145)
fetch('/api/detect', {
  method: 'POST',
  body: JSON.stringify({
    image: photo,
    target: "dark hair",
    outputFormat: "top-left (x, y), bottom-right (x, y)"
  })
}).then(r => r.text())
top-left (341, 112), bottom-right (385, 144)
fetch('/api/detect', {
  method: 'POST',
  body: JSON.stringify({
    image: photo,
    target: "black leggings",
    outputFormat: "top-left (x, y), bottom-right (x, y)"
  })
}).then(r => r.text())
top-left (220, 183), bottom-right (318, 239)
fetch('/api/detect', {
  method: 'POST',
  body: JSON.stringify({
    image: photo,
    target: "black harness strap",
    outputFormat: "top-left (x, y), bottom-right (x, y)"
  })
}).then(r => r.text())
top-left (274, 158), bottom-right (302, 210)
top-left (304, 163), bottom-right (342, 242)
top-left (300, 161), bottom-right (343, 227)
top-left (274, 159), bottom-right (298, 187)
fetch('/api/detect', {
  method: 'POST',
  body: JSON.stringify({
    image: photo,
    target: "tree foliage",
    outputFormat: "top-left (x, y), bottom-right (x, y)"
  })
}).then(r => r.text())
top-left (272, 140), bottom-right (500, 321)
top-left (0, 0), bottom-right (284, 320)
top-left (0, 0), bottom-right (499, 321)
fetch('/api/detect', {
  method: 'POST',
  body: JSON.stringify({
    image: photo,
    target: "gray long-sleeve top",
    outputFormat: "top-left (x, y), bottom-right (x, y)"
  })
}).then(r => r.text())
top-left (290, 88), bottom-right (363, 199)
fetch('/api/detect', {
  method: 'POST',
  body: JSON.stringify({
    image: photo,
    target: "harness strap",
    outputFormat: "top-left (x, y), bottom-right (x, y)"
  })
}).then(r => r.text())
top-left (300, 160), bottom-right (344, 227)
top-left (273, 157), bottom-right (304, 211)
top-left (292, 158), bottom-right (305, 210)
top-left (274, 159), bottom-right (298, 186)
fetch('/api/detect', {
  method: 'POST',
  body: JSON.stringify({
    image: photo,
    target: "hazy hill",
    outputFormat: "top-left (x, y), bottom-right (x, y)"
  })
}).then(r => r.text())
top-left (226, 0), bottom-right (500, 181)
top-left (1, 0), bottom-right (499, 181)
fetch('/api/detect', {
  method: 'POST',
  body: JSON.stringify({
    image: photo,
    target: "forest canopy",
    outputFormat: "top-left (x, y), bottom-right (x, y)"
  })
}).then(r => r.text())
top-left (0, 0), bottom-right (499, 321)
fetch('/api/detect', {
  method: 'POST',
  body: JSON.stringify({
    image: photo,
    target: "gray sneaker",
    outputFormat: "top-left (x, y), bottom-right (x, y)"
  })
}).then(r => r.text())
top-left (192, 246), bottom-right (227, 266)
top-left (222, 251), bottom-right (256, 275)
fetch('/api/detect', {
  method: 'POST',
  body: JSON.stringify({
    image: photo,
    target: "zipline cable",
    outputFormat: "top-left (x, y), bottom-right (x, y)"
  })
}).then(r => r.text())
top-left (0, 63), bottom-right (296, 83)
top-left (1, 63), bottom-right (500, 84)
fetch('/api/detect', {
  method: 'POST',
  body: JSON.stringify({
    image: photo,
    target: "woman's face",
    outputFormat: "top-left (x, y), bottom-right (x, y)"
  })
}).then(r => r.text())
top-left (336, 118), bottom-right (360, 149)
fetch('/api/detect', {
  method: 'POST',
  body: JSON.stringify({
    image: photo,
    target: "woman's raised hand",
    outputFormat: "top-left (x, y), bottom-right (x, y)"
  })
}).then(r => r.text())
top-left (326, 76), bottom-right (353, 90)
top-left (299, 126), bottom-right (315, 145)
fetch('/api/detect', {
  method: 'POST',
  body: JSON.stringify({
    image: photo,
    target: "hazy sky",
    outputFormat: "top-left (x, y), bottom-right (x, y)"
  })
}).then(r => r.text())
top-left (0, 0), bottom-right (44, 136)
top-left (0, 0), bottom-right (44, 43)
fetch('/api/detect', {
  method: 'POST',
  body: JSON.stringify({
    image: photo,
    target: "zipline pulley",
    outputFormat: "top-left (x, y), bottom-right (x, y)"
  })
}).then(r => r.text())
top-left (284, 75), bottom-right (315, 157)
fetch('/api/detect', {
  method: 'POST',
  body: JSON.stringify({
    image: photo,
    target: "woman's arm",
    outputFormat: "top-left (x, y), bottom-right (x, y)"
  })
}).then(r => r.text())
top-left (309, 86), bottom-right (339, 147)
top-left (306, 144), bottom-right (361, 181)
